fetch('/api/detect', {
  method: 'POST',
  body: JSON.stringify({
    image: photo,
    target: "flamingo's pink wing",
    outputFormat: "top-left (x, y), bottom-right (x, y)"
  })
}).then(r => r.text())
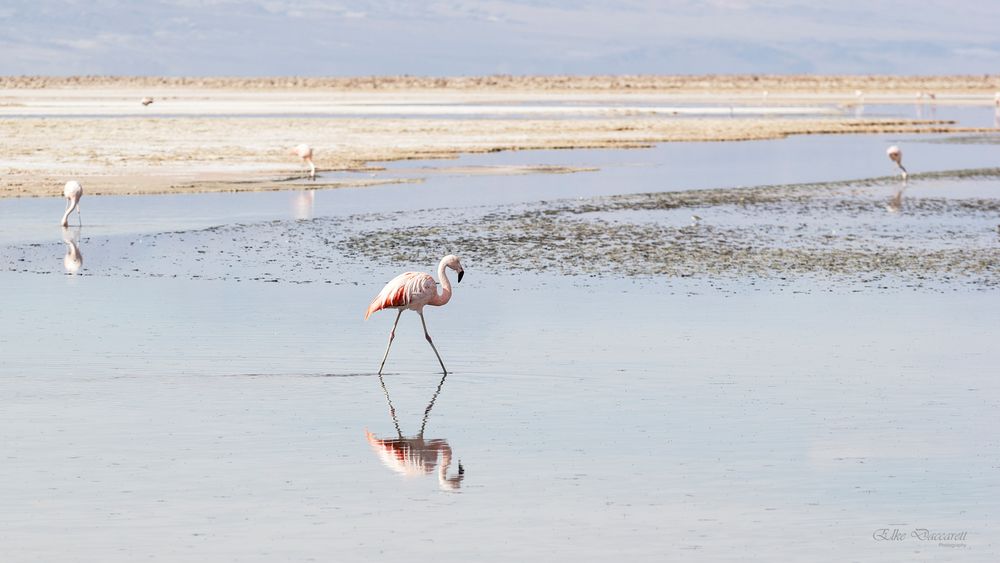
top-left (365, 272), bottom-right (435, 319)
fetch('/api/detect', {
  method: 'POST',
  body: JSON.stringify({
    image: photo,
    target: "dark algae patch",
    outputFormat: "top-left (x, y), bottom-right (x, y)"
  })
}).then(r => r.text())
top-left (4, 168), bottom-right (999, 291)
top-left (344, 168), bottom-right (1000, 288)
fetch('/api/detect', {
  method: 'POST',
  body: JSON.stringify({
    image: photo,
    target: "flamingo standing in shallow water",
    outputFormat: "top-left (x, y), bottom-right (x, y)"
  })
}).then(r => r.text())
top-left (886, 146), bottom-right (907, 179)
top-left (60, 181), bottom-right (83, 227)
top-left (366, 255), bottom-right (465, 374)
top-left (295, 143), bottom-right (316, 180)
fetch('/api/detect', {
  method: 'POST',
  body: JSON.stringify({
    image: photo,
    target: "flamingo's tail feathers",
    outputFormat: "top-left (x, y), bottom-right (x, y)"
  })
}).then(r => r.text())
top-left (366, 282), bottom-right (408, 319)
top-left (365, 300), bottom-right (379, 320)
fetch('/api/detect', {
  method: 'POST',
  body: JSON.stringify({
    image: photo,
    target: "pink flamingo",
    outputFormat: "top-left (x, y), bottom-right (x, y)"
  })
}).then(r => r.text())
top-left (294, 143), bottom-right (316, 180)
top-left (140, 96), bottom-right (154, 106)
top-left (886, 146), bottom-right (907, 179)
top-left (60, 181), bottom-right (83, 227)
top-left (365, 255), bottom-right (465, 374)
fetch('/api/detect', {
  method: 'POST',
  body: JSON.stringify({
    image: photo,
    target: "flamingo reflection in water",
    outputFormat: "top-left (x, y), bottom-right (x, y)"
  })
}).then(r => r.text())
top-left (886, 177), bottom-right (907, 214)
top-left (61, 227), bottom-right (83, 274)
top-left (291, 190), bottom-right (315, 220)
top-left (366, 372), bottom-right (465, 490)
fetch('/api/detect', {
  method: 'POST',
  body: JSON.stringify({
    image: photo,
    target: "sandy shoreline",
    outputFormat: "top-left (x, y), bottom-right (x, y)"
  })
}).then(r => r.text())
top-left (2, 75), bottom-right (997, 199)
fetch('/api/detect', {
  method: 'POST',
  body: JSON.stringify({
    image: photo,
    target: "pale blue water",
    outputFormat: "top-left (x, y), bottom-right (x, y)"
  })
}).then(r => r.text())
top-left (3, 132), bottom-right (1000, 245)
top-left (0, 133), bottom-right (998, 561)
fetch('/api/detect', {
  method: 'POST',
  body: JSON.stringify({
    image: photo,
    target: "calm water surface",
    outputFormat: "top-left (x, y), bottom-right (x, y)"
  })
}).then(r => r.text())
top-left (1, 132), bottom-right (998, 561)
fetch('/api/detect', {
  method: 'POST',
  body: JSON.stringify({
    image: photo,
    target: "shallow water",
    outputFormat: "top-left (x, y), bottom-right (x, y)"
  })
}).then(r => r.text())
top-left (4, 132), bottom-right (1000, 246)
top-left (1, 272), bottom-right (996, 561)
top-left (7, 100), bottom-right (998, 127)
top-left (1, 132), bottom-right (998, 561)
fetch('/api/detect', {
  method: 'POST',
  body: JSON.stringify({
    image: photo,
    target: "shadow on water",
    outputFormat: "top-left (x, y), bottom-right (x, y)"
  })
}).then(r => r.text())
top-left (366, 372), bottom-right (465, 491)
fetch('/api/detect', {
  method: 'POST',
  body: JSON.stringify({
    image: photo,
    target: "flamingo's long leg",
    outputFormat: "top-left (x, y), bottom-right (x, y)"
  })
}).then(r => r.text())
top-left (418, 310), bottom-right (447, 375)
top-left (378, 310), bottom-right (403, 375)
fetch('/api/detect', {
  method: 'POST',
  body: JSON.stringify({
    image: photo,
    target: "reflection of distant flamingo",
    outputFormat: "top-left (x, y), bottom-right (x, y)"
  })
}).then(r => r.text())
top-left (60, 181), bottom-right (83, 227)
top-left (61, 227), bottom-right (83, 274)
top-left (366, 372), bottom-right (464, 490)
top-left (886, 146), bottom-right (907, 179)
top-left (295, 143), bottom-right (316, 180)
top-left (853, 90), bottom-right (865, 117)
top-left (366, 255), bottom-right (465, 375)
top-left (291, 190), bottom-right (315, 220)
top-left (886, 177), bottom-right (907, 214)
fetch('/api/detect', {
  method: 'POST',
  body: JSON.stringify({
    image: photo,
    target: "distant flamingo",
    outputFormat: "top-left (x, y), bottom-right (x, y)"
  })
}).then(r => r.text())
top-left (366, 255), bottom-right (465, 374)
top-left (60, 181), bottom-right (83, 227)
top-left (140, 97), bottom-right (154, 106)
top-left (295, 143), bottom-right (316, 180)
top-left (61, 227), bottom-right (83, 274)
top-left (886, 146), bottom-right (907, 179)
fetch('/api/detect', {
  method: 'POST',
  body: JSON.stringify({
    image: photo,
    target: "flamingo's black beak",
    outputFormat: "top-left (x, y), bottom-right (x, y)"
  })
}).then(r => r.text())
top-left (457, 270), bottom-right (464, 283)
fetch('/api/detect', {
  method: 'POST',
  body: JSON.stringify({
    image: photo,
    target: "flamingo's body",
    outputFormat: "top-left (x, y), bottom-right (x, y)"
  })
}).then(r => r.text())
top-left (295, 143), bottom-right (316, 180)
top-left (886, 145), bottom-right (907, 179)
top-left (60, 181), bottom-right (83, 227)
top-left (141, 97), bottom-right (154, 106)
top-left (366, 255), bottom-right (465, 374)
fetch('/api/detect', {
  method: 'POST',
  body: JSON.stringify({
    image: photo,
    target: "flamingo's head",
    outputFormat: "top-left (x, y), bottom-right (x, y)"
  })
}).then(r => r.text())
top-left (886, 145), bottom-right (902, 163)
top-left (443, 254), bottom-right (464, 283)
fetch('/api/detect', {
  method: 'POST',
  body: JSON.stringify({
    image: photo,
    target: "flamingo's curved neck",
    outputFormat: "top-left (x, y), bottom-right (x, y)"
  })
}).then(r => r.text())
top-left (432, 258), bottom-right (452, 307)
top-left (61, 197), bottom-right (78, 227)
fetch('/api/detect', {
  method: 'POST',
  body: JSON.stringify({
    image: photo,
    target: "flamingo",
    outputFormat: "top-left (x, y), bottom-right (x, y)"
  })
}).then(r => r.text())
top-left (886, 146), bottom-right (907, 179)
top-left (140, 97), bottom-right (154, 106)
top-left (366, 255), bottom-right (465, 375)
top-left (60, 181), bottom-right (83, 227)
top-left (295, 143), bottom-right (316, 180)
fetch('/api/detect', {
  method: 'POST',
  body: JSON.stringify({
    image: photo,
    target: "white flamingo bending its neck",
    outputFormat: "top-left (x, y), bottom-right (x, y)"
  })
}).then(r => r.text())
top-left (60, 181), bottom-right (83, 227)
top-left (366, 255), bottom-right (465, 374)
top-left (295, 143), bottom-right (316, 180)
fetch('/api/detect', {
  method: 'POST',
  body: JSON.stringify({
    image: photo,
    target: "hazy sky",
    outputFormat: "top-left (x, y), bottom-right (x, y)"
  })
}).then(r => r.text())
top-left (1, 1), bottom-right (997, 76)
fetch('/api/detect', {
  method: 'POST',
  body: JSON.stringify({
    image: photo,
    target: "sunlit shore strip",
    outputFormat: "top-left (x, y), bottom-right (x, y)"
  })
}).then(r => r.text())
top-left (2, 77), bottom-right (997, 199)
top-left (0, 114), bottom-right (988, 199)
top-left (0, 103), bottom-right (845, 118)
